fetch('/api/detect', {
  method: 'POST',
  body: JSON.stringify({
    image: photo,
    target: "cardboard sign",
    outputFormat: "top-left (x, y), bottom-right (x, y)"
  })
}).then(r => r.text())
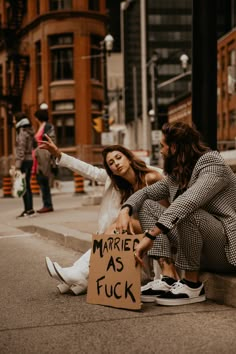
top-left (87, 233), bottom-right (143, 310)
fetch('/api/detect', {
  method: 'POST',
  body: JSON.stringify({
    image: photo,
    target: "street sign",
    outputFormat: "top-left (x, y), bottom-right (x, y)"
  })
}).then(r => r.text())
top-left (151, 129), bottom-right (162, 144)
top-left (151, 129), bottom-right (162, 166)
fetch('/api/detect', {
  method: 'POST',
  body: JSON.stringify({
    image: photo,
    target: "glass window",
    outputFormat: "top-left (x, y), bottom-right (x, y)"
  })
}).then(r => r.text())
top-left (0, 64), bottom-right (3, 95)
top-left (148, 14), bottom-right (192, 25)
top-left (36, 41), bottom-right (42, 87)
top-left (148, 0), bottom-right (192, 9)
top-left (54, 101), bottom-right (74, 110)
top-left (230, 49), bottom-right (236, 66)
top-left (36, 0), bottom-right (40, 14)
top-left (230, 110), bottom-right (236, 127)
top-left (89, 0), bottom-right (100, 11)
top-left (148, 31), bottom-right (191, 42)
top-left (0, 116), bottom-right (3, 156)
top-left (223, 112), bottom-right (226, 128)
top-left (222, 82), bottom-right (226, 98)
top-left (50, 34), bottom-right (73, 81)
top-left (217, 114), bottom-right (220, 129)
top-left (228, 65), bottom-right (236, 95)
top-left (90, 35), bottom-right (102, 81)
top-left (221, 55), bottom-right (225, 71)
top-left (49, 0), bottom-right (72, 10)
top-left (52, 100), bottom-right (75, 146)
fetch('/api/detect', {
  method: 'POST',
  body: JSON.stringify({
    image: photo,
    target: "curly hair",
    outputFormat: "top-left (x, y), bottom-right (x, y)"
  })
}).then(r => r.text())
top-left (102, 145), bottom-right (155, 204)
top-left (162, 122), bottom-right (211, 188)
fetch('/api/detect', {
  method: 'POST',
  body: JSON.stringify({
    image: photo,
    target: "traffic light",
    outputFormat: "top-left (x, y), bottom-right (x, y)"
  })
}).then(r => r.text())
top-left (93, 117), bottom-right (104, 133)
top-left (92, 116), bottom-right (114, 133)
top-left (108, 116), bottom-right (114, 125)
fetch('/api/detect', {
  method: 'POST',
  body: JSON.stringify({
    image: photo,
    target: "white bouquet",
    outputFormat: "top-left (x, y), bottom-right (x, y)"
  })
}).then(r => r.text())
top-left (9, 166), bottom-right (26, 198)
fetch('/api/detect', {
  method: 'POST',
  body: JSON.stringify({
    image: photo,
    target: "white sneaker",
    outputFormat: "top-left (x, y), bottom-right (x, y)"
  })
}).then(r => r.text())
top-left (155, 280), bottom-right (206, 306)
top-left (141, 275), bottom-right (176, 303)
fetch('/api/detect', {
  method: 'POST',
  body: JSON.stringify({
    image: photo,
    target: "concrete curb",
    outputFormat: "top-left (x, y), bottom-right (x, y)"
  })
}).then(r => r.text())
top-left (19, 225), bottom-right (92, 254)
top-left (200, 272), bottom-right (236, 307)
top-left (18, 224), bottom-right (236, 309)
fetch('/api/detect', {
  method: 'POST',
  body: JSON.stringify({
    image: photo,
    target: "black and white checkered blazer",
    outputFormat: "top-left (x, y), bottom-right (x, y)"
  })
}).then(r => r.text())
top-left (124, 151), bottom-right (236, 266)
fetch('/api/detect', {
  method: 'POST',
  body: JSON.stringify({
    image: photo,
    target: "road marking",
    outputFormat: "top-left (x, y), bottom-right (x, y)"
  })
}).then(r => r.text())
top-left (0, 233), bottom-right (34, 239)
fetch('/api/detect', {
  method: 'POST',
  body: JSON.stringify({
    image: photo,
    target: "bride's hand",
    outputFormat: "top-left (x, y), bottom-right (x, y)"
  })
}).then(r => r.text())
top-left (38, 134), bottom-right (61, 159)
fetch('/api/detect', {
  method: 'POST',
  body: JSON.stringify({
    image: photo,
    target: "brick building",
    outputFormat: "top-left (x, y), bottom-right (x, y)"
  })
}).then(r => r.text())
top-left (168, 27), bottom-right (236, 152)
top-left (0, 0), bottom-right (110, 176)
top-left (217, 27), bottom-right (236, 150)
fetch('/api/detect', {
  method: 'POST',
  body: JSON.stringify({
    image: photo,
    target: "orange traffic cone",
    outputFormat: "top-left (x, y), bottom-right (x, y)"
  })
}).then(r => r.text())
top-left (74, 173), bottom-right (85, 194)
top-left (30, 174), bottom-right (40, 195)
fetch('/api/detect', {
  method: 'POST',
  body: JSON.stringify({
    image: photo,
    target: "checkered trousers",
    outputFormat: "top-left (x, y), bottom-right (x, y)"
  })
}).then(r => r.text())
top-left (138, 200), bottom-right (236, 272)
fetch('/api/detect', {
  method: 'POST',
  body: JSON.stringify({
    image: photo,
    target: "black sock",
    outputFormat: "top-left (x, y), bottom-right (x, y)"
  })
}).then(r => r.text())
top-left (162, 276), bottom-right (176, 286)
top-left (182, 279), bottom-right (202, 288)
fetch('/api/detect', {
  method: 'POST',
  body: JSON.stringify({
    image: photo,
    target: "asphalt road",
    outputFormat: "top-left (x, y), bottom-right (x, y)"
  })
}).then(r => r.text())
top-left (1, 194), bottom-right (236, 353)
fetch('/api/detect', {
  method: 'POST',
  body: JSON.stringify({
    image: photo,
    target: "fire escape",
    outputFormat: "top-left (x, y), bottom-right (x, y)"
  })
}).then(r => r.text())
top-left (0, 0), bottom-right (29, 119)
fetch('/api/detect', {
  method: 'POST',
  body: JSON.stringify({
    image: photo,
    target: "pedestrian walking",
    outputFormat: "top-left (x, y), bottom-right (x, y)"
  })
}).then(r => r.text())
top-left (115, 121), bottom-right (236, 306)
top-left (38, 136), bottom-right (169, 295)
top-left (14, 112), bottom-right (35, 217)
top-left (32, 108), bottom-right (55, 213)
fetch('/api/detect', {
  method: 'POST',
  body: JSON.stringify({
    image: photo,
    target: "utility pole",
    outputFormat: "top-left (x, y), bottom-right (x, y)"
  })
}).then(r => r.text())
top-left (149, 52), bottom-right (190, 166)
top-left (150, 52), bottom-right (161, 166)
top-left (192, 0), bottom-right (217, 149)
top-left (101, 34), bottom-right (114, 133)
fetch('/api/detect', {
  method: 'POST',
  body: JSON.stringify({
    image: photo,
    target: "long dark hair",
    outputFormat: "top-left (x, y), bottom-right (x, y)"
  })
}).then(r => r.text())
top-left (102, 145), bottom-right (154, 204)
top-left (162, 122), bottom-right (211, 188)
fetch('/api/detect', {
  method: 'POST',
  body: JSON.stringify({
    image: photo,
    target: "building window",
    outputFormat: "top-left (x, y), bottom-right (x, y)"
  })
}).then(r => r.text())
top-left (36, 41), bottom-right (42, 87)
top-left (52, 101), bottom-right (75, 146)
top-left (217, 114), bottom-right (220, 129)
top-left (36, 0), bottom-right (40, 14)
top-left (0, 65), bottom-right (3, 95)
top-left (89, 0), bottom-right (100, 11)
top-left (221, 55), bottom-right (225, 71)
top-left (0, 116), bottom-right (3, 156)
top-left (50, 34), bottom-right (73, 81)
top-left (222, 82), bottom-right (226, 98)
top-left (229, 49), bottom-right (236, 66)
top-left (230, 110), bottom-right (236, 127)
top-left (49, 0), bottom-right (72, 10)
top-left (222, 112), bottom-right (226, 128)
top-left (90, 35), bottom-right (102, 81)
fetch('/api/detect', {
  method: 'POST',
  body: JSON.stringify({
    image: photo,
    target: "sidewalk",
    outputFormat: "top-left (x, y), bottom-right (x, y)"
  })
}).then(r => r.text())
top-left (1, 181), bottom-right (236, 308)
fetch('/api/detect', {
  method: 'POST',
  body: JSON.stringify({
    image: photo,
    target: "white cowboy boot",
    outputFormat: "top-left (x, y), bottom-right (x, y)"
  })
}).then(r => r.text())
top-left (45, 257), bottom-right (70, 294)
top-left (53, 249), bottom-right (91, 295)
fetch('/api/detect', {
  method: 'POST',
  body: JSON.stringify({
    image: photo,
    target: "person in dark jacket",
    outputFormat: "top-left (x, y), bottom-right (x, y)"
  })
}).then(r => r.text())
top-left (32, 108), bottom-right (55, 213)
top-left (15, 112), bottom-right (35, 217)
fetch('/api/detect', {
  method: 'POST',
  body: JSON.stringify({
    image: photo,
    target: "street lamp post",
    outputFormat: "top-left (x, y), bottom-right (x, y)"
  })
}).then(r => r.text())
top-left (101, 34), bottom-right (114, 133)
top-left (149, 52), bottom-right (190, 166)
top-left (149, 51), bottom-right (160, 166)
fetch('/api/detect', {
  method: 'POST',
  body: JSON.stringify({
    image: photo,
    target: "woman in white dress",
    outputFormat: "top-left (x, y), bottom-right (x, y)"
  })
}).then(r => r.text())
top-left (39, 135), bottom-right (168, 295)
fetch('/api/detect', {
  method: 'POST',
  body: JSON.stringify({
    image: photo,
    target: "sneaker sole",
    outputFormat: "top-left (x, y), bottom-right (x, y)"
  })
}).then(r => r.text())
top-left (155, 294), bottom-right (206, 306)
top-left (141, 295), bottom-right (159, 303)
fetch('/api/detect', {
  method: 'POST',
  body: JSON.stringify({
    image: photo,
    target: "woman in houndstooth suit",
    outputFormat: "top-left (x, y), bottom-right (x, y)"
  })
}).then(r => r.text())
top-left (116, 122), bottom-right (236, 306)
